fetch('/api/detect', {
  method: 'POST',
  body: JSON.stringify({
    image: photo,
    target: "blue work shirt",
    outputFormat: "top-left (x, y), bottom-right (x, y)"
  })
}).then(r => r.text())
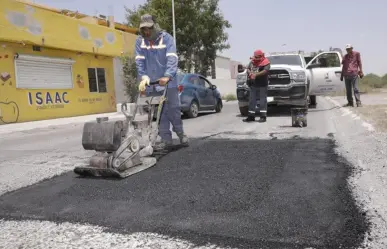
top-left (135, 31), bottom-right (178, 89)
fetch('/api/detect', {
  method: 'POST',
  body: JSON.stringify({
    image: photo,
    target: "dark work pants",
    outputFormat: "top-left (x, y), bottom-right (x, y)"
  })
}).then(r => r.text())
top-left (248, 86), bottom-right (268, 117)
top-left (147, 86), bottom-right (184, 142)
top-left (344, 75), bottom-right (361, 104)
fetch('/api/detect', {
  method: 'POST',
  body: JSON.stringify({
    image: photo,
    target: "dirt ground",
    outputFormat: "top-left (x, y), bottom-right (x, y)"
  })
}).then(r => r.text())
top-left (353, 104), bottom-right (387, 132)
top-left (328, 90), bottom-right (387, 132)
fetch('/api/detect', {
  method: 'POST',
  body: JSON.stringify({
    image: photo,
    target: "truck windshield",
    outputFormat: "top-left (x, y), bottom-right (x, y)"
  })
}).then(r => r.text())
top-left (266, 55), bottom-right (302, 66)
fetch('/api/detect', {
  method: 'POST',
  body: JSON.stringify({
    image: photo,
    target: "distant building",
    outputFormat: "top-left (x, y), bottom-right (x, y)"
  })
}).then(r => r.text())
top-left (207, 55), bottom-right (242, 80)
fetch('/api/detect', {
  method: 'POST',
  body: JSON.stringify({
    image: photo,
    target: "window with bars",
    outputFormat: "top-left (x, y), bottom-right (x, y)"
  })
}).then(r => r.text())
top-left (87, 68), bottom-right (107, 93)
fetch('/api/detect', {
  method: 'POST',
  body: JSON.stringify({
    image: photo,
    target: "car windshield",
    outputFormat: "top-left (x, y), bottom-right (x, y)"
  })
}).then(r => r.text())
top-left (266, 55), bottom-right (302, 66)
top-left (177, 72), bottom-right (185, 83)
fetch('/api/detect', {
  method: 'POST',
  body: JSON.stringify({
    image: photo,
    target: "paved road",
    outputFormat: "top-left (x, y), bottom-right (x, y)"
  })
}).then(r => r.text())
top-left (0, 97), bottom-right (386, 249)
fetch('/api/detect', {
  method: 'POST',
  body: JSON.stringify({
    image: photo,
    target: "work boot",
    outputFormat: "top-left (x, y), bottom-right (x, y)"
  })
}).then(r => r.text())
top-left (258, 116), bottom-right (266, 123)
top-left (176, 132), bottom-right (189, 146)
top-left (356, 102), bottom-right (362, 107)
top-left (153, 140), bottom-right (173, 151)
top-left (343, 102), bottom-right (354, 107)
top-left (243, 115), bottom-right (255, 122)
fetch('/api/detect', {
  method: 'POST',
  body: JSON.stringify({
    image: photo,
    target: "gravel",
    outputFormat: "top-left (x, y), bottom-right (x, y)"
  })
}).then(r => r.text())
top-left (0, 124), bottom-right (94, 196)
top-left (325, 96), bottom-right (387, 249)
top-left (0, 219), bottom-right (227, 249)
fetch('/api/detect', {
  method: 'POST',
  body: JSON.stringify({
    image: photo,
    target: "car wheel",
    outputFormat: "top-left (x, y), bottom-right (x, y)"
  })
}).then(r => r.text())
top-left (186, 100), bottom-right (199, 118)
top-left (215, 99), bottom-right (223, 113)
top-left (239, 106), bottom-right (248, 116)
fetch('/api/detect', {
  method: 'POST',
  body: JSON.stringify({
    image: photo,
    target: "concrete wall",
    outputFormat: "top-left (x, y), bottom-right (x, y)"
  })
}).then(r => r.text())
top-left (230, 60), bottom-right (241, 79)
top-left (113, 57), bottom-right (127, 103)
top-left (214, 56), bottom-right (231, 79)
top-left (207, 79), bottom-right (236, 96)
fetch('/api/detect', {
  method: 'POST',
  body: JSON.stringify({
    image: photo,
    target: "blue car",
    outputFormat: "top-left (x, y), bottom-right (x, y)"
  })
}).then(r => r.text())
top-left (178, 72), bottom-right (223, 118)
top-left (144, 72), bottom-right (223, 119)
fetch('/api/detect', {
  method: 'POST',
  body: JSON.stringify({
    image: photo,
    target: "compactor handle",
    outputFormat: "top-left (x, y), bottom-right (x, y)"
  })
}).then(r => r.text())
top-left (121, 102), bottom-right (132, 119)
top-left (149, 80), bottom-right (170, 86)
top-left (149, 80), bottom-right (160, 85)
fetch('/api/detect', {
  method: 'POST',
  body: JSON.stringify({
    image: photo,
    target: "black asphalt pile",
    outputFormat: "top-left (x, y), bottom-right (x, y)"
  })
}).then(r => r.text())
top-left (0, 138), bottom-right (369, 249)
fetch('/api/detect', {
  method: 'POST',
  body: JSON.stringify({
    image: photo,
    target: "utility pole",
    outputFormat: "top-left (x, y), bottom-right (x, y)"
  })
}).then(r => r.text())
top-left (172, 0), bottom-right (177, 47)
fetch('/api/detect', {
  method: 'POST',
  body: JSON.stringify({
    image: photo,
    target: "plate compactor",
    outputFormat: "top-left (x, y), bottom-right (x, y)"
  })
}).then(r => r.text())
top-left (74, 81), bottom-right (170, 178)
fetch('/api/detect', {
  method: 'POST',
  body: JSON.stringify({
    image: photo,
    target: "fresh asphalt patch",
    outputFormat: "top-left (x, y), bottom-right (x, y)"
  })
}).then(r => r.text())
top-left (0, 137), bottom-right (369, 249)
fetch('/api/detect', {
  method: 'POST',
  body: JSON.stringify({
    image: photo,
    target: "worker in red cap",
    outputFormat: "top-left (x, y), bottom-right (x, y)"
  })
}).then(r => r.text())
top-left (243, 50), bottom-right (271, 123)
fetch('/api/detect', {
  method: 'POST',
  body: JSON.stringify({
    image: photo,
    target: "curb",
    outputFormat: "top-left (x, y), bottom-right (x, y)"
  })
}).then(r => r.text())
top-left (0, 112), bottom-right (125, 135)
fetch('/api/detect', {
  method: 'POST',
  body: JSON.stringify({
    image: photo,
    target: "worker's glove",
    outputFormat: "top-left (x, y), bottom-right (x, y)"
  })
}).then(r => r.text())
top-left (138, 75), bottom-right (150, 92)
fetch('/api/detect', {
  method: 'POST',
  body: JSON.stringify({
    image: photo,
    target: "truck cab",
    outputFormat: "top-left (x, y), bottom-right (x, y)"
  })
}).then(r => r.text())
top-left (236, 51), bottom-right (344, 116)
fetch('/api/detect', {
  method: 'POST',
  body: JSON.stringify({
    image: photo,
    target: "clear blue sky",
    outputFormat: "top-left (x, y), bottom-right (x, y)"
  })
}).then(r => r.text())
top-left (34, 0), bottom-right (387, 76)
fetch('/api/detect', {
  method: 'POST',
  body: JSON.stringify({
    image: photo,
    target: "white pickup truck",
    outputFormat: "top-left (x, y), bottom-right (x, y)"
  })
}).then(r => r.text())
top-left (236, 51), bottom-right (345, 116)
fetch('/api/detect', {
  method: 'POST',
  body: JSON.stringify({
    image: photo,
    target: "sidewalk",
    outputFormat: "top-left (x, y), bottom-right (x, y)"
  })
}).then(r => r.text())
top-left (0, 104), bottom-right (127, 135)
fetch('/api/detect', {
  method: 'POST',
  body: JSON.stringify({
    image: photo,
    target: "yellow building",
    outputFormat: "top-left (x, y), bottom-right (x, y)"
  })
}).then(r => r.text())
top-left (0, 0), bottom-right (137, 124)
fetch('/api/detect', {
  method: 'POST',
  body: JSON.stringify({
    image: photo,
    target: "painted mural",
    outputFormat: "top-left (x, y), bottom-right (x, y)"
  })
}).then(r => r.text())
top-left (0, 49), bottom-right (19, 124)
top-left (0, 42), bottom-right (117, 125)
top-left (76, 74), bottom-right (84, 88)
top-left (0, 66), bottom-right (19, 124)
top-left (6, 4), bottom-right (43, 36)
top-left (0, 0), bottom-right (138, 124)
top-left (1, 72), bottom-right (11, 83)
top-left (0, 99), bottom-right (20, 124)
top-left (77, 25), bottom-right (117, 50)
top-left (28, 91), bottom-right (70, 110)
top-left (1, 0), bottom-right (125, 57)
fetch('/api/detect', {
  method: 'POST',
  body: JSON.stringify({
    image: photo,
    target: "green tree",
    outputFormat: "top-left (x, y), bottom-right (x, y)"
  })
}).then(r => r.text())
top-left (381, 74), bottom-right (387, 85)
top-left (121, 54), bottom-right (138, 102)
top-left (125, 0), bottom-right (231, 76)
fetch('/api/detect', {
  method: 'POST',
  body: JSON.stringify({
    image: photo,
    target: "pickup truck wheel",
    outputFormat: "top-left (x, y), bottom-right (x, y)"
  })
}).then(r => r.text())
top-left (185, 100), bottom-right (199, 118)
top-left (239, 106), bottom-right (248, 116)
top-left (309, 95), bottom-right (317, 108)
top-left (215, 99), bottom-right (223, 113)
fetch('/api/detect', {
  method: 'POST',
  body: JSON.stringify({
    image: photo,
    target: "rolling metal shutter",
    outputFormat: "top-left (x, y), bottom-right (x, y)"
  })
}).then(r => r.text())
top-left (15, 54), bottom-right (75, 89)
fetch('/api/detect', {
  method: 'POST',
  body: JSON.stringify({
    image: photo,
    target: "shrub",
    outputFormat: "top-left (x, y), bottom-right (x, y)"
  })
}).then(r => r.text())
top-left (222, 93), bottom-right (237, 102)
top-left (121, 54), bottom-right (138, 103)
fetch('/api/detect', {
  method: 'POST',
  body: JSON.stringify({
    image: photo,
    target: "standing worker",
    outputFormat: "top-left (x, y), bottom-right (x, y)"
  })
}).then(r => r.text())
top-left (243, 50), bottom-right (271, 123)
top-left (135, 14), bottom-right (189, 149)
top-left (340, 44), bottom-right (363, 107)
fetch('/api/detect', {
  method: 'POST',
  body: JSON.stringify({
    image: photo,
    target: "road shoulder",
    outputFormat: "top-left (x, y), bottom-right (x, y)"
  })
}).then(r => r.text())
top-left (324, 96), bottom-right (387, 248)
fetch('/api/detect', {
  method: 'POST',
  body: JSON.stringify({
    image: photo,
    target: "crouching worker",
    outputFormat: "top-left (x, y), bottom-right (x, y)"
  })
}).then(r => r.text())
top-left (135, 14), bottom-right (189, 149)
top-left (243, 50), bottom-right (271, 123)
